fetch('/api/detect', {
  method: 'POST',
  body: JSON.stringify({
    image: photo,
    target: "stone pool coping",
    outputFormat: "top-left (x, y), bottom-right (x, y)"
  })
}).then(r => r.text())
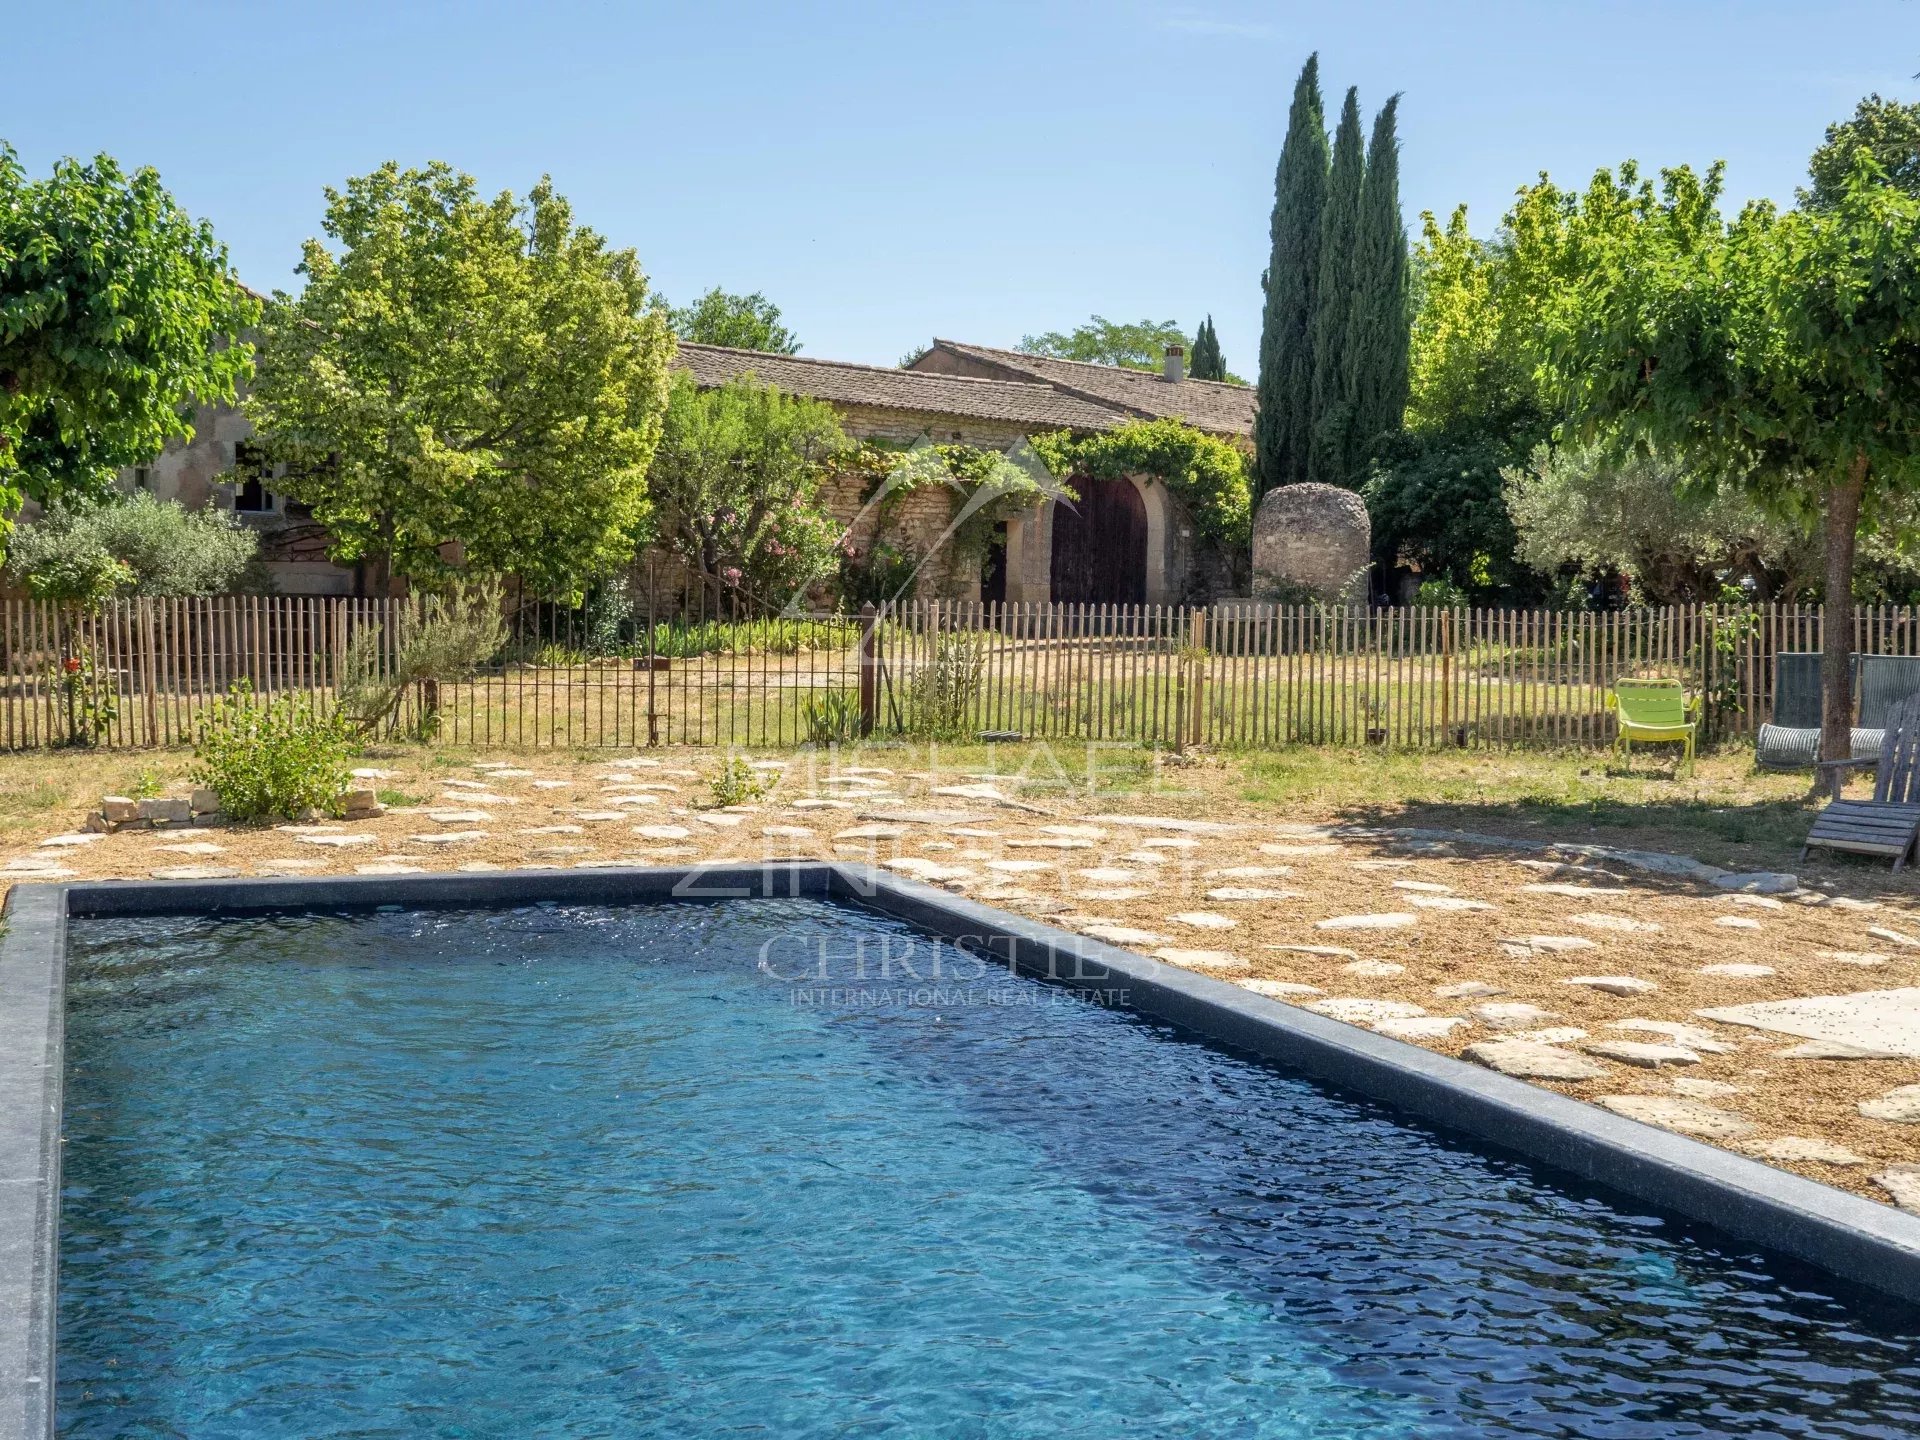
top-left (4, 861), bottom-right (1920, 1437)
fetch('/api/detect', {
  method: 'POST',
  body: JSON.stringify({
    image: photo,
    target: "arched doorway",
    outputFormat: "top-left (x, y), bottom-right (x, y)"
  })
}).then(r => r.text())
top-left (1049, 477), bottom-right (1147, 604)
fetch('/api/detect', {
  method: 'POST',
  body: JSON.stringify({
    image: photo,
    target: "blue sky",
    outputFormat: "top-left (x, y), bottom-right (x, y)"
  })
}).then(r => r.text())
top-left (4, 1), bottom-right (1914, 373)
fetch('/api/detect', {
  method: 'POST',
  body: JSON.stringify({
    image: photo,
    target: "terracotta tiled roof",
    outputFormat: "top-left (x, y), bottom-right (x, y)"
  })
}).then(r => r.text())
top-left (674, 343), bottom-right (1127, 431)
top-left (924, 339), bottom-right (1257, 437)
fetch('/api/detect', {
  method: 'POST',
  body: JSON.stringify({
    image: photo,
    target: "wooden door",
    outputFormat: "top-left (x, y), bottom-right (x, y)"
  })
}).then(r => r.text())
top-left (1049, 477), bottom-right (1147, 605)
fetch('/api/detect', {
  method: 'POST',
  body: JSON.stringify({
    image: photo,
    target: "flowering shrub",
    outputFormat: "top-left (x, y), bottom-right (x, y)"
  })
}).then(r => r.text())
top-left (52, 647), bottom-right (117, 746)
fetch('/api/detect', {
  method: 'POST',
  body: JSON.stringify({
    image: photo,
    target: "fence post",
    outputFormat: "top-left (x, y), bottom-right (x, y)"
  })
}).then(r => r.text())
top-left (1189, 606), bottom-right (1208, 746)
top-left (858, 602), bottom-right (878, 737)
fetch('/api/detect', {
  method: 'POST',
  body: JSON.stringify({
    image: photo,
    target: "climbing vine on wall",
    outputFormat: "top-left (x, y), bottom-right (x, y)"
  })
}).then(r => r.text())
top-left (850, 441), bottom-right (1071, 566)
top-left (1029, 418), bottom-right (1254, 551)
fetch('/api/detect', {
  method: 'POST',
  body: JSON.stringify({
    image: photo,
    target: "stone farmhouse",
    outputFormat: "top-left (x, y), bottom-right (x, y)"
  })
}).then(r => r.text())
top-left (110, 337), bottom-right (1256, 607)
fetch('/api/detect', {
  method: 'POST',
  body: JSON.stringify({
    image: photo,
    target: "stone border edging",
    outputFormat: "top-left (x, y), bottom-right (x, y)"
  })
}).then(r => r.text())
top-left (4, 860), bottom-right (1919, 1440)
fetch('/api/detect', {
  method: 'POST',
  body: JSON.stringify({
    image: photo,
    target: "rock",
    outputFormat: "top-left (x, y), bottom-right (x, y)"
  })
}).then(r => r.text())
top-left (1672, 1077), bottom-right (1747, 1100)
top-left (425, 809), bottom-right (492, 824)
top-left (1170, 911), bottom-right (1238, 930)
top-left (1713, 916), bottom-right (1763, 930)
top-left (1513, 1027), bottom-right (1590, 1045)
top-left (1205, 886), bottom-right (1301, 902)
top-left (154, 841), bottom-right (225, 857)
top-left (1260, 843), bottom-right (1343, 857)
top-left (1408, 895), bottom-right (1494, 912)
top-left (1043, 823), bottom-right (1109, 840)
top-left (39, 833), bottom-right (105, 848)
top-left (1373, 1016), bottom-right (1469, 1042)
top-left (1713, 871), bottom-right (1798, 895)
top-left (1152, 948), bottom-right (1247, 971)
top-left (340, 787), bottom-right (378, 812)
top-left (1239, 979), bottom-right (1324, 999)
top-left (1522, 883), bottom-right (1630, 897)
top-left (1729, 894), bottom-right (1787, 911)
top-left (1748, 1136), bottom-right (1866, 1166)
top-left (696, 814), bottom-right (744, 829)
top-left (1582, 1040), bottom-right (1700, 1068)
top-left (883, 859), bottom-right (975, 883)
top-left (1876, 1165), bottom-right (1920, 1214)
top-left (344, 803), bottom-right (386, 821)
top-left (101, 795), bottom-right (139, 823)
top-left (1139, 837), bottom-right (1201, 850)
top-left (1082, 888), bottom-right (1151, 901)
top-left (1316, 912), bottom-right (1417, 931)
top-left (1391, 879), bottom-right (1454, 894)
top-left (1778, 1039), bottom-right (1902, 1060)
top-left (355, 862), bottom-right (425, 875)
top-left (1560, 975), bottom-right (1658, 997)
top-left (1597, 1095), bottom-right (1755, 1140)
top-left (761, 825), bottom-right (813, 839)
top-left (1868, 927), bottom-right (1920, 949)
top-left (1123, 850), bottom-right (1172, 866)
top-left (1079, 923), bottom-right (1168, 946)
top-left (1210, 865), bottom-right (1294, 879)
top-left (1817, 949), bottom-right (1892, 967)
top-left (254, 858), bottom-right (327, 875)
top-left (1083, 867), bottom-right (1151, 885)
top-left (1471, 1001), bottom-right (1560, 1030)
top-left (137, 796), bottom-right (192, 824)
top-left (1568, 913), bottom-right (1662, 934)
top-left (407, 831), bottom-right (489, 846)
top-left (531, 780), bottom-right (574, 790)
top-left (1088, 814), bottom-right (1241, 834)
top-left (791, 798), bottom-right (854, 810)
top-left (457, 861), bottom-right (507, 873)
top-left (861, 809), bottom-right (991, 827)
top-left (1510, 935), bottom-right (1599, 954)
top-left (834, 824), bottom-right (907, 841)
top-left (1349, 858), bottom-right (1414, 870)
top-left (1436, 981), bottom-right (1505, 1000)
top-left (1310, 997), bottom-right (1429, 1024)
top-left (597, 794), bottom-right (658, 809)
top-left (81, 812), bottom-right (111, 834)
top-left (1699, 963), bottom-right (1776, 978)
top-left (1005, 837), bottom-right (1095, 850)
top-left (1859, 1084), bottom-right (1920, 1122)
top-left (1264, 944), bottom-right (1360, 960)
top-left (1342, 959), bottom-right (1405, 977)
top-left (1697, 988), bottom-right (1920, 1058)
top-left (2, 862), bottom-right (74, 878)
top-left (987, 859), bottom-right (1055, 873)
top-left (1251, 482), bottom-right (1370, 603)
top-left (1465, 1040), bottom-right (1607, 1082)
top-left (520, 824), bottom-right (585, 836)
top-left (1608, 1020), bottom-right (1736, 1054)
top-left (150, 865), bottom-right (242, 880)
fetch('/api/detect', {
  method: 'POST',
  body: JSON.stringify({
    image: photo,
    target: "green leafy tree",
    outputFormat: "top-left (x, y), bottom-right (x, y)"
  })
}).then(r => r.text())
top-left (6, 493), bottom-right (259, 602)
top-left (1017, 315), bottom-right (1187, 370)
top-left (1803, 94), bottom-right (1920, 206)
top-left (249, 162), bottom-right (673, 600)
top-left (1188, 316), bottom-right (1225, 381)
top-left (1352, 94), bottom-right (1411, 457)
top-left (1255, 53), bottom-right (1329, 498)
top-left (1514, 155), bottom-right (1920, 760)
top-left (0, 145), bottom-right (255, 545)
top-left (648, 373), bottom-right (845, 606)
top-left (670, 288), bottom-right (801, 353)
top-left (1310, 87), bottom-right (1366, 487)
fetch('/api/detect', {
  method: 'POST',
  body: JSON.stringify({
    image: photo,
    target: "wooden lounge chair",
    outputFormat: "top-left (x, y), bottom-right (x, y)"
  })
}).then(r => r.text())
top-left (1607, 678), bottom-right (1698, 772)
top-left (1805, 691), bottom-right (1920, 870)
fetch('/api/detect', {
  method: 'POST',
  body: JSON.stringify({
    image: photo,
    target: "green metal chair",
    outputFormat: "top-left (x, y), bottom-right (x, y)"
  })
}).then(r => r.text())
top-left (1606, 678), bottom-right (1700, 773)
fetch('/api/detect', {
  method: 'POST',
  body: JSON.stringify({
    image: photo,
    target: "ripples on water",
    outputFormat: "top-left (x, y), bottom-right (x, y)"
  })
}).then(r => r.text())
top-left (58, 900), bottom-right (1920, 1438)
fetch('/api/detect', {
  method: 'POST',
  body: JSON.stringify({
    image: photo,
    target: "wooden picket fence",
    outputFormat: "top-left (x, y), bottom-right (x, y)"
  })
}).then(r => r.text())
top-left (4, 594), bottom-right (1915, 753)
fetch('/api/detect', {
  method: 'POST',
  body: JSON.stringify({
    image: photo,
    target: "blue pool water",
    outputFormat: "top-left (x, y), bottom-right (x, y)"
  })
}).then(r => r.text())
top-left (60, 900), bottom-right (1920, 1438)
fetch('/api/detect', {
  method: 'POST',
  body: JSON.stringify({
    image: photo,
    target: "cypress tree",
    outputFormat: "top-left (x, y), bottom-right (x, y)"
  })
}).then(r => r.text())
top-left (1190, 315), bottom-right (1225, 381)
top-left (1254, 55), bottom-right (1328, 498)
top-left (1352, 94), bottom-right (1410, 460)
top-left (1310, 86), bottom-right (1366, 487)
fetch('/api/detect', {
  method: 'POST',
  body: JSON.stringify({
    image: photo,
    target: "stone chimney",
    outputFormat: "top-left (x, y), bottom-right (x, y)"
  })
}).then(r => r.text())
top-left (1163, 344), bottom-right (1185, 383)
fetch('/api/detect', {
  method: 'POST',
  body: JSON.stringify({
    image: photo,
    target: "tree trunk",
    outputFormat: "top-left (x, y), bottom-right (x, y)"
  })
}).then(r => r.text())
top-left (1820, 454), bottom-right (1869, 764)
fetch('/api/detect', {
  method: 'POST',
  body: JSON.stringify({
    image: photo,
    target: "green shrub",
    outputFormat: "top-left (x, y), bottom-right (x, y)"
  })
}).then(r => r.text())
top-left (802, 689), bottom-right (860, 745)
top-left (708, 757), bottom-right (772, 807)
top-left (7, 494), bottom-right (260, 603)
top-left (192, 683), bottom-right (351, 821)
top-left (904, 634), bottom-right (984, 739)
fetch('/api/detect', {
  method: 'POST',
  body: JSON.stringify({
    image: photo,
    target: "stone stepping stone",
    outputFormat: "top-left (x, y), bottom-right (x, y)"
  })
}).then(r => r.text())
top-left (1869, 927), bottom-right (1920, 949)
top-left (1583, 1039), bottom-right (1700, 1068)
top-left (664, 768), bottom-right (701, 780)
top-left (1374, 1016), bottom-right (1469, 1042)
top-left (1316, 912), bottom-right (1416, 931)
top-left (1877, 1165), bottom-right (1920, 1213)
top-left (1569, 913), bottom-right (1661, 933)
top-left (1561, 975), bottom-right (1658, 997)
top-left (1860, 1084), bottom-right (1920, 1122)
top-left (1778, 1039), bottom-right (1901, 1060)
top-left (864, 809), bottom-right (992, 827)
top-left (1749, 1136), bottom-right (1866, 1166)
top-left (841, 766), bottom-right (893, 776)
top-left (610, 783), bottom-right (680, 793)
top-left (1729, 894), bottom-right (1788, 911)
top-left (151, 865), bottom-right (242, 880)
top-left (471, 761), bottom-right (515, 770)
top-left (1465, 1040), bottom-right (1606, 1082)
top-left (835, 824), bottom-right (907, 841)
top-left (295, 833), bottom-right (376, 848)
top-left (1818, 949), bottom-right (1892, 967)
top-left (1081, 867), bottom-right (1151, 885)
top-left (443, 779), bottom-right (492, 791)
top-left (1311, 997), bottom-right (1428, 1024)
top-left (1240, 979), bottom-right (1324, 999)
top-left (154, 841), bottom-right (225, 856)
top-left (1153, 948), bottom-right (1246, 971)
top-left (605, 757), bottom-right (662, 770)
top-left (355, 861), bottom-right (425, 875)
top-left (1210, 865), bottom-right (1293, 879)
top-left (696, 814), bottom-right (745, 829)
top-left (276, 823), bottom-right (345, 834)
top-left (1471, 1001), bottom-right (1560, 1030)
top-left (444, 792), bottom-right (518, 807)
top-left (1391, 880), bottom-right (1454, 894)
top-left (1515, 859), bottom-right (1615, 877)
top-left (1608, 1019), bottom-right (1735, 1053)
top-left (1005, 837), bottom-right (1095, 850)
top-left (1436, 981), bottom-right (1505, 1000)
top-left (761, 825), bottom-right (814, 839)
top-left (1596, 1095), bottom-right (1754, 1140)
top-left (254, 858), bottom-right (327, 875)
top-left (38, 834), bottom-right (103, 848)
top-left (350, 767), bottom-right (397, 779)
top-left (1522, 883), bottom-right (1630, 898)
top-left (1507, 935), bottom-right (1599, 954)
top-left (5, 856), bottom-right (76, 873)
top-left (1672, 1076), bottom-right (1746, 1100)
top-left (1123, 849), bottom-right (1173, 867)
top-left (1206, 886), bottom-right (1301, 902)
top-left (1713, 915), bottom-right (1763, 934)
top-left (1083, 888), bottom-right (1151, 902)
top-left (1697, 987), bottom-right (1920, 1057)
top-left (1348, 859), bottom-right (1414, 870)
top-left (408, 831), bottom-right (489, 846)
top-left (532, 780), bottom-right (574, 790)
top-left (425, 809), bottom-right (491, 824)
top-left (485, 768), bottom-right (535, 779)
top-left (1259, 843), bottom-right (1342, 857)
top-left (987, 858), bottom-right (1055, 873)
top-left (884, 858), bottom-right (975, 883)
top-left (1043, 824), bottom-right (1109, 840)
top-left (1079, 923), bottom-right (1167, 946)
top-left (1139, 837), bottom-right (1201, 851)
top-left (1265, 944), bottom-right (1360, 960)
top-left (572, 858), bottom-right (645, 870)
top-left (1342, 959), bottom-right (1405, 978)
top-left (1090, 815), bottom-right (1240, 834)
top-left (1409, 895), bottom-right (1493, 913)
top-left (1700, 963), bottom-right (1775, 978)
top-left (1170, 911), bottom-right (1237, 930)
top-left (521, 824), bottom-right (585, 836)
top-left (595, 795), bottom-right (660, 809)
top-left (791, 798), bottom-right (854, 810)
top-left (951, 828), bottom-right (1002, 840)
top-left (1514, 1026), bottom-right (1590, 1045)
top-left (635, 824), bottom-right (694, 841)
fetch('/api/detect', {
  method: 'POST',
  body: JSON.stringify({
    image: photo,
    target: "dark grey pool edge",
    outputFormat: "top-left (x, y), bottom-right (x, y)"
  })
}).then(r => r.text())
top-left (5, 862), bottom-right (1920, 1440)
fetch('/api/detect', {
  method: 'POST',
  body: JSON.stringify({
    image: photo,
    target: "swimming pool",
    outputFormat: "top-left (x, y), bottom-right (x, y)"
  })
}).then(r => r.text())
top-left (52, 896), bottom-right (1920, 1438)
